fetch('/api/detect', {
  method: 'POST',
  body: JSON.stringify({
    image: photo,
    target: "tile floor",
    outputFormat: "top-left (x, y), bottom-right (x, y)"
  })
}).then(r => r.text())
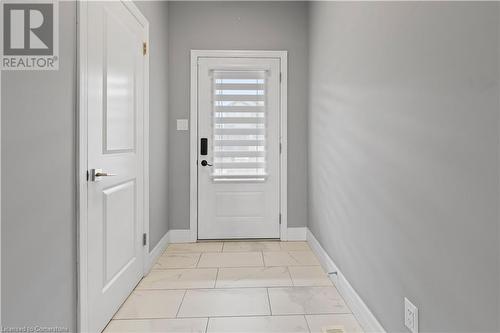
top-left (104, 241), bottom-right (364, 333)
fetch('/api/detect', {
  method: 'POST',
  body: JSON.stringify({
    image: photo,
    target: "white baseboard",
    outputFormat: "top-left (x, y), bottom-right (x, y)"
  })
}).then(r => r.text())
top-left (286, 227), bottom-right (307, 241)
top-left (144, 231), bottom-right (169, 273)
top-left (306, 228), bottom-right (338, 274)
top-left (144, 228), bottom-right (195, 274)
top-left (306, 229), bottom-right (386, 333)
top-left (168, 229), bottom-right (194, 243)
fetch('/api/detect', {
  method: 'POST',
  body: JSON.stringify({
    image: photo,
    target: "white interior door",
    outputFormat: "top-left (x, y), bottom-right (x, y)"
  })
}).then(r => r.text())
top-left (197, 57), bottom-right (281, 239)
top-left (85, 2), bottom-right (147, 332)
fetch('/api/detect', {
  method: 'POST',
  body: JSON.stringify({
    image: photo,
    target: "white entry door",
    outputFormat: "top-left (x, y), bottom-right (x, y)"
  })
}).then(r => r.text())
top-left (197, 57), bottom-right (281, 239)
top-left (84, 2), bottom-right (147, 332)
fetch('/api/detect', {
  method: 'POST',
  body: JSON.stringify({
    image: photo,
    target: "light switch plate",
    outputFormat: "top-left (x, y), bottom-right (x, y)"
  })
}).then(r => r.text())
top-left (177, 119), bottom-right (188, 131)
top-left (404, 297), bottom-right (418, 333)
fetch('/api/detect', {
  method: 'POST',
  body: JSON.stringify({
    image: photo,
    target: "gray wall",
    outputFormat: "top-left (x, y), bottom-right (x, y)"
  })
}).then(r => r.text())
top-left (135, 1), bottom-right (170, 251)
top-left (1, 2), bottom-right (77, 330)
top-left (308, 2), bottom-right (499, 332)
top-left (167, 1), bottom-right (309, 229)
top-left (1, 1), bottom-right (169, 327)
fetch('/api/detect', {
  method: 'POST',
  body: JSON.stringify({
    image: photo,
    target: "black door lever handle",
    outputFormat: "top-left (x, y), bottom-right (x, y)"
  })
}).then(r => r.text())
top-left (200, 160), bottom-right (213, 167)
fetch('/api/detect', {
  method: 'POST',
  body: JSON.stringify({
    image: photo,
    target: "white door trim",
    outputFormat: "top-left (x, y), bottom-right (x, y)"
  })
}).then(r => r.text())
top-left (189, 50), bottom-right (288, 241)
top-left (0, 62), bottom-right (2, 328)
top-left (77, 2), bottom-right (149, 332)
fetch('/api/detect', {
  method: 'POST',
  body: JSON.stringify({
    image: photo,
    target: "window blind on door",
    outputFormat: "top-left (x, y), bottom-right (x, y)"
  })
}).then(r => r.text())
top-left (212, 70), bottom-right (267, 180)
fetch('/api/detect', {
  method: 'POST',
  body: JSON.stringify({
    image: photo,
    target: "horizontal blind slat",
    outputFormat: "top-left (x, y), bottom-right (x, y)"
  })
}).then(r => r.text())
top-left (214, 106), bottom-right (265, 113)
top-left (212, 174), bottom-right (267, 180)
top-left (213, 162), bottom-right (266, 169)
top-left (214, 151), bottom-right (266, 157)
top-left (215, 84), bottom-right (265, 90)
top-left (214, 128), bottom-right (266, 135)
top-left (215, 115), bottom-right (265, 120)
top-left (213, 71), bottom-right (266, 80)
top-left (214, 139), bottom-right (265, 146)
top-left (213, 169), bottom-right (266, 174)
top-left (215, 117), bottom-right (265, 124)
top-left (215, 95), bottom-right (265, 102)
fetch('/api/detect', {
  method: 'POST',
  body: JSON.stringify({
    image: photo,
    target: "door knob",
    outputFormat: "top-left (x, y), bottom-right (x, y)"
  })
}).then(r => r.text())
top-left (200, 160), bottom-right (213, 167)
top-left (89, 168), bottom-right (117, 182)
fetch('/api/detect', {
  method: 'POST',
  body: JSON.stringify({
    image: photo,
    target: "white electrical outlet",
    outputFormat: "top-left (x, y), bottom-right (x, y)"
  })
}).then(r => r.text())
top-left (404, 297), bottom-right (418, 333)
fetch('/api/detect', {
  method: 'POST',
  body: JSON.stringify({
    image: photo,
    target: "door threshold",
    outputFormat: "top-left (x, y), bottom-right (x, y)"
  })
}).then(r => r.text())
top-left (197, 238), bottom-right (281, 242)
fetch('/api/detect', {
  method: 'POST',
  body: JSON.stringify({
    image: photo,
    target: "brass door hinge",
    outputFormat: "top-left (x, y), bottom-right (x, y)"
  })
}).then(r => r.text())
top-left (143, 42), bottom-right (147, 56)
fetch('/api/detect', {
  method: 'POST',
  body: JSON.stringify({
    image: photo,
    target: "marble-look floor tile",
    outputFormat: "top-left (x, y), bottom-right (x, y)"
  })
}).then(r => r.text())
top-left (114, 290), bottom-right (185, 319)
top-left (263, 251), bottom-right (320, 266)
top-left (177, 288), bottom-right (270, 317)
top-left (289, 266), bottom-right (333, 287)
top-left (154, 253), bottom-right (201, 269)
top-left (306, 314), bottom-right (364, 333)
top-left (268, 287), bottom-right (350, 315)
top-left (104, 318), bottom-right (208, 333)
top-left (223, 241), bottom-right (282, 252)
top-left (165, 242), bottom-right (223, 253)
top-left (198, 252), bottom-right (264, 268)
top-left (280, 242), bottom-right (311, 251)
top-left (207, 315), bottom-right (310, 333)
top-left (216, 267), bottom-right (293, 288)
top-left (137, 268), bottom-right (217, 289)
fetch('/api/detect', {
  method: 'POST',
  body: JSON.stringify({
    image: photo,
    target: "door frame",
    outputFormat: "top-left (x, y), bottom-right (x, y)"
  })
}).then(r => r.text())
top-left (77, 2), bottom-right (149, 332)
top-left (189, 50), bottom-right (288, 242)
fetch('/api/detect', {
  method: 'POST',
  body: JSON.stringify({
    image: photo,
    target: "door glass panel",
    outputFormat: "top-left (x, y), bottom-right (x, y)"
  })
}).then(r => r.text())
top-left (212, 71), bottom-right (267, 181)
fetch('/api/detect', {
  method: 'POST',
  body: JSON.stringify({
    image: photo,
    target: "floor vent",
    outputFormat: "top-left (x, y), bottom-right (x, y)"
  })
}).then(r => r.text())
top-left (323, 328), bottom-right (346, 333)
